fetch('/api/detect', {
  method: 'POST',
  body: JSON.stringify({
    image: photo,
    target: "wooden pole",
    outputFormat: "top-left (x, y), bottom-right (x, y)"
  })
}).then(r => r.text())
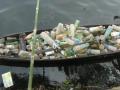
top-left (28, 0), bottom-right (40, 90)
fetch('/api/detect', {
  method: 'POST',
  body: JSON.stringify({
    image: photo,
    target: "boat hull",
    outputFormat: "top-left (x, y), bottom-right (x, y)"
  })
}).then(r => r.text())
top-left (0, 24), bottom-right (120, 67)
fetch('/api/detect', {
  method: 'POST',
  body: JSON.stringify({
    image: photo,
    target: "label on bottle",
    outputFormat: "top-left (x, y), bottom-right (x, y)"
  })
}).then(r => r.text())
top-left (2, 72), bottom-right (13, 88)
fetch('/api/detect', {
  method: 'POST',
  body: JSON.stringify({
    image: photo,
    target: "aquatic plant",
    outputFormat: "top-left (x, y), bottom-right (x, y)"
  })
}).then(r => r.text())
top-left (28, 0), bottom-right (40, 90)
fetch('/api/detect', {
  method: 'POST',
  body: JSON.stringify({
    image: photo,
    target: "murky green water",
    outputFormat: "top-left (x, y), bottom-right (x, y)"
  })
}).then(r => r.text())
top-left (1, 0), bottom-right (120, 89)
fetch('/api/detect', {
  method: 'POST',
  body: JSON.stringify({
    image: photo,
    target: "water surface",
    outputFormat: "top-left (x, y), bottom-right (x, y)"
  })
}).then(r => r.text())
top-left (1, 0), bottom-right (120, 89)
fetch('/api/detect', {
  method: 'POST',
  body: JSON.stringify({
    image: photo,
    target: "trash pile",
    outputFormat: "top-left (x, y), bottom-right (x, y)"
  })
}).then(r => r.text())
top-left (0, 37), bottom-right (19, 57)
top-left (1, 20), bottom-right (120, 60)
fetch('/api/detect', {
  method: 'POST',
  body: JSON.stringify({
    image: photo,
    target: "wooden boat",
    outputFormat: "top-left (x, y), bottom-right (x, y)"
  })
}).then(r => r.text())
top-left (0, 24), bottom-right (120, 67)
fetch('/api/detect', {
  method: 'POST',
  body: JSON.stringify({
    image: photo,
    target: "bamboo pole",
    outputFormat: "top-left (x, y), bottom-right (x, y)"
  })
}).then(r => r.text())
top-left (28, 0), bottom-right (40, 90)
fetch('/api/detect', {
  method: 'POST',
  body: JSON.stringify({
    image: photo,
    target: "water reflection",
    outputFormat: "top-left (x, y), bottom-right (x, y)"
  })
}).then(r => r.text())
top-left (1, 61), bottom-right (120, 89)
top-left (0, 73), bottom-right (52, 90)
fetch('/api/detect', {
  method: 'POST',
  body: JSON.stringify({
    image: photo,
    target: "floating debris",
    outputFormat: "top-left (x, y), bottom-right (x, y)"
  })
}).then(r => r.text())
top-left (73, 43), bottom-right (89, 53)
top-left (112, 25), bottom-right (120, 32)
top-left (0, 48), bottom-right (4, 55)
top-left (3, 48), bottom-right (10, 55)
top-left (104, 44), bottom-right (117, 52)
top-left (69, 24), bottom-right (76, 38)
top-left (111, 31), bottom-right (120, 37)
top-left (56, 23), bottom-right (64, 35)
top-left (56, 34), bottom-right (65, 40)
top-left (51, 31), bottom-right (56, 39)
top-left (87, 49), bottom-right (101, 55)
top-left (116, 39), bottom-right (120, 44)
top-left (18, 50), bottom-right (30, 59)
top-left (74, 19), bottom-right (80, 28)
top-left (89, 26), bottom-right (104, 33)
top-left (0, 44), bottom-right (4, 48)
top-left (104, 26), bottom-right (113, 40)
top-left (1, 20), bottom-right (120, 60)
top-left (6, 37), bottom-right (17, 40)
top-left (45, 50), bottom-right (55, 56)
top-left (40, 32), bottom-right (59, 49)
top-left (5, 45), bottom-right (15, 50)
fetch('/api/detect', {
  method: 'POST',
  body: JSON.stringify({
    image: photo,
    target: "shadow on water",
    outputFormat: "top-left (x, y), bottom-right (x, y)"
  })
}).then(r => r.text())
top-left (0, 74), bottom-right (54, 90)
top-left (1, 60), bottom-right (120, 90)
